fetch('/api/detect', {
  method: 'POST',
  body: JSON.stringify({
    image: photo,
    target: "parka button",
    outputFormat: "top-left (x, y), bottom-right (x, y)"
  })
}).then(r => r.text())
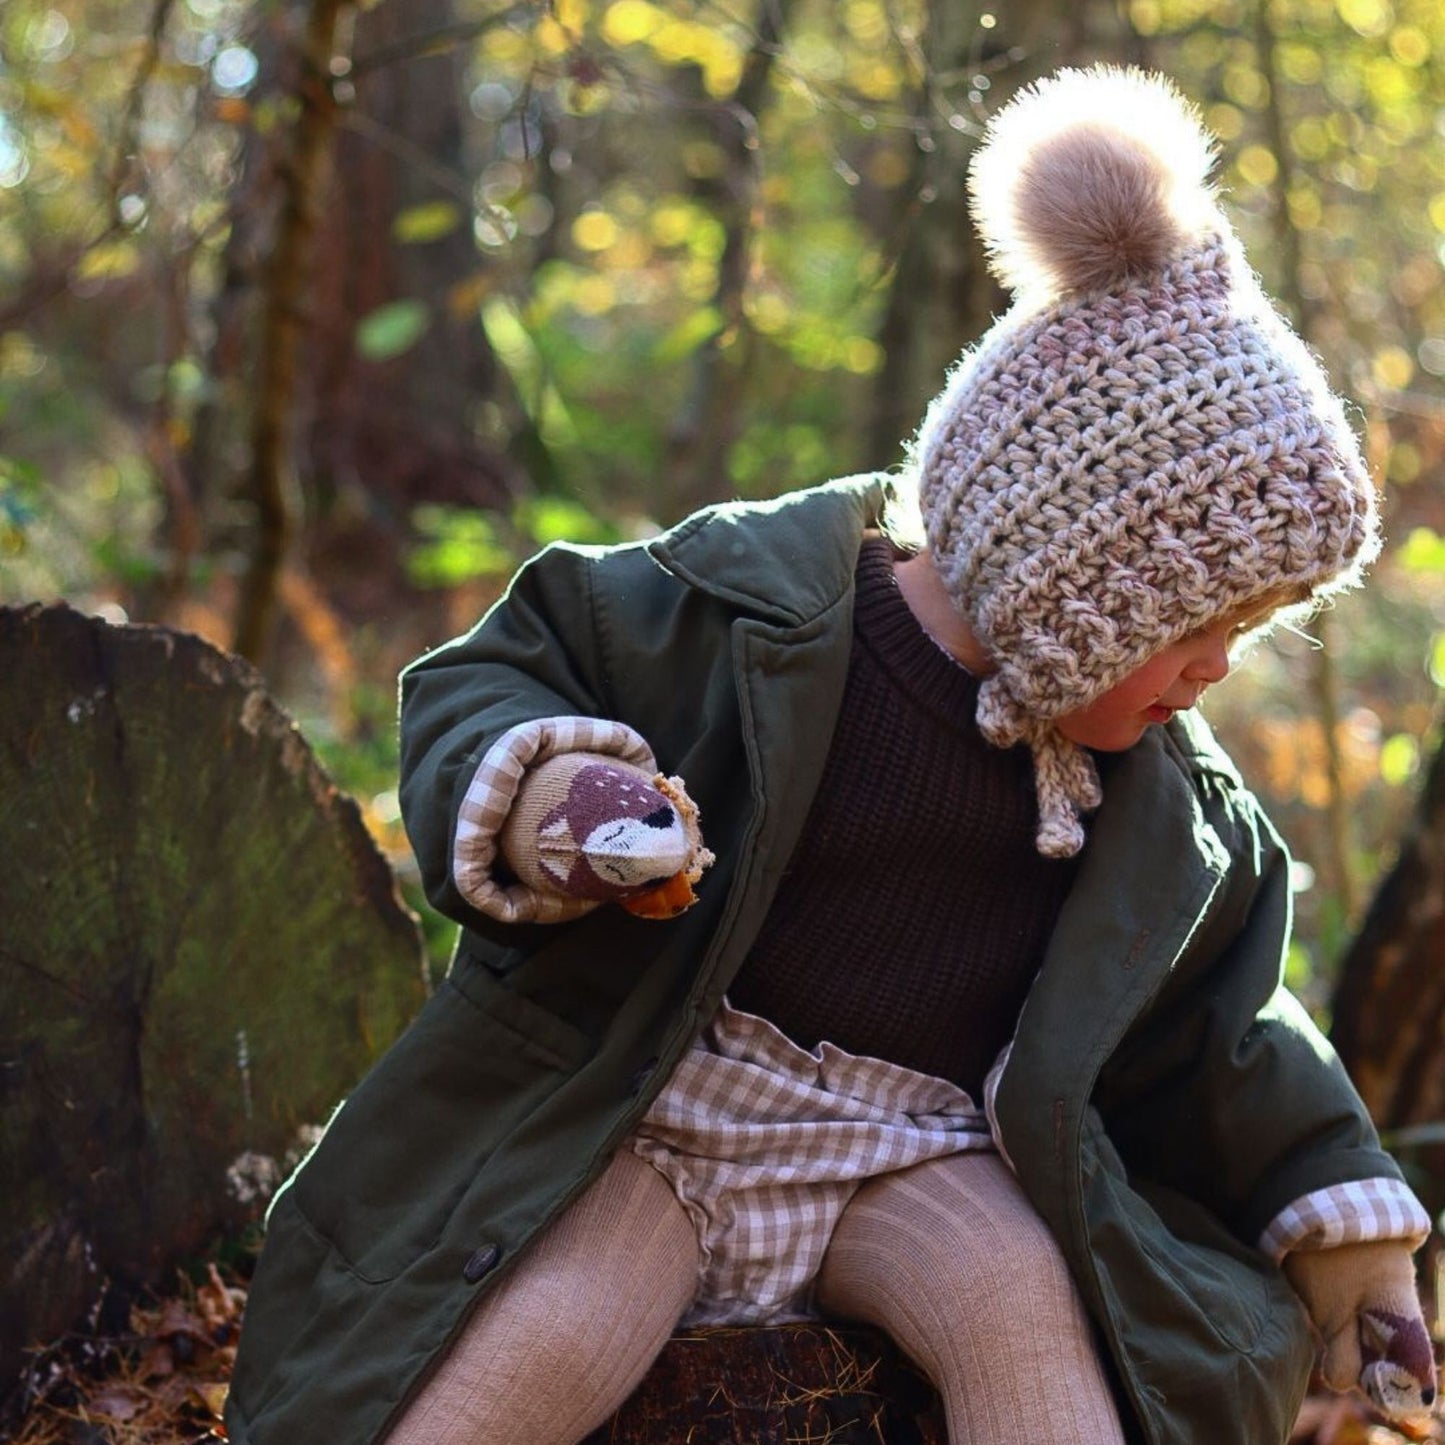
top-left (462, 1244), bottom-right (501, 1284)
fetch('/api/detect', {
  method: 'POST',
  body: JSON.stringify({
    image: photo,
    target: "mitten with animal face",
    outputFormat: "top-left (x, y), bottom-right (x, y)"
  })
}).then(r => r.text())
top-left (499, 753), bottom-right (713, 918)
top-left (1284, 1240), bottom-right (1437, 1423)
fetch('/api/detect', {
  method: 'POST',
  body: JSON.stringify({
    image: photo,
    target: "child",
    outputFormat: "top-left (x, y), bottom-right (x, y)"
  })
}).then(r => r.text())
top-left (226, 67), bottom-right (1438, 1445)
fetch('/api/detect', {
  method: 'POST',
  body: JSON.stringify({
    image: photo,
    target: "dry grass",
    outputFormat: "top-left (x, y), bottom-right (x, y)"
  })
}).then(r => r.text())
top-left (4, 1265), bottom-right (239, 1445)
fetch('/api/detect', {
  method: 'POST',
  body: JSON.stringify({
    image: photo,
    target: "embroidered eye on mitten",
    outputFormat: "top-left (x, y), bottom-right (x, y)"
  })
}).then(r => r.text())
top-left (1284, 1240), bottom-right (1438, 1422)
top-left (498, 752), bottom-right (713, 918)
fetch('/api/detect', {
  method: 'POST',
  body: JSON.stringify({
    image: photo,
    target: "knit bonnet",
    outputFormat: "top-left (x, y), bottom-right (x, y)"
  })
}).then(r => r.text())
top-left (914, 65), bottom-right (1379, 858)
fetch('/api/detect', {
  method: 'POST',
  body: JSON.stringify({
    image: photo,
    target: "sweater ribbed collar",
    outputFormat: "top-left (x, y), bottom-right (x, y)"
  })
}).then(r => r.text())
top-left (852, 537), bottom-right (983, 734)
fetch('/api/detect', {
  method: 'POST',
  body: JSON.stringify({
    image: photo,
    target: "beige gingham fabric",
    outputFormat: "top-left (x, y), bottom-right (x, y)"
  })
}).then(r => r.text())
top-left (629, 1001), bottom-right (1429, 1327)
top-left (452, 716), bottom-right (655, 923)
top-left (1260, 1177), bottom-right (1429, 1263)
top-left (629, 999), bottom-right (1000, 1326)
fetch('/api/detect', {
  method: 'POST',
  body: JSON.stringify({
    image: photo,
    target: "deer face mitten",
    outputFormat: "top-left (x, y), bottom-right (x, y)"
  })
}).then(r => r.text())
top-left (1284, 1240), bottom-right (1438, 1422)
top-left (499, 752), bottom-right (714, 919)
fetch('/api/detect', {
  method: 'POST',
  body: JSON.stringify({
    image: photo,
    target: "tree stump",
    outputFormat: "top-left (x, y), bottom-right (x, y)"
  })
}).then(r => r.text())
top-left (0, 603), bottom-right (428, 1394)
top-left (580, 1323), bottom-right (946, 1444)
top-left (1331, 726), bottom-right (1445, 1216)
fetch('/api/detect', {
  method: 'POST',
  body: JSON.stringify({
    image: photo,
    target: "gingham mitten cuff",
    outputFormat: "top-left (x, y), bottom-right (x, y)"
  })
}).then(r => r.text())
top-left (1260, 1178), bottom-right (1430, 1263)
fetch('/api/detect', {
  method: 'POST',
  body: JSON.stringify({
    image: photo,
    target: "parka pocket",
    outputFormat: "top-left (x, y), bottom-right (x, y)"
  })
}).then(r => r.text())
top-left (1079, 1110), bottom-right (1271, 1355)
top-left (288, 957), bottom-right (590, 1284)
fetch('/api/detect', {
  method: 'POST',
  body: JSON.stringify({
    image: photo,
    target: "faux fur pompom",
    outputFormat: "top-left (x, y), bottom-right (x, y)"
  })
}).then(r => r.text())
top-left (968, 66), bottom-right (1223, 302)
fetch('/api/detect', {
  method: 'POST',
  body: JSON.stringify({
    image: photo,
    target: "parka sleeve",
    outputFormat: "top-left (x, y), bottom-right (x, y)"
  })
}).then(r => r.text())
top-left (398, 542), bottom-right (646, 931)
top-left (1095, 776), bottom-right (1415, 1249)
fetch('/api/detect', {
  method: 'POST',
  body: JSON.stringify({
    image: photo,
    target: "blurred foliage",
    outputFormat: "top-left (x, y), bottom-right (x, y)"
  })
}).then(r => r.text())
top-left (407, 492), bottom-right (621, 588)
top-left (293, 679), bottom-right (459, 981)
top-left (2, 0), bottom-right (1445, 992)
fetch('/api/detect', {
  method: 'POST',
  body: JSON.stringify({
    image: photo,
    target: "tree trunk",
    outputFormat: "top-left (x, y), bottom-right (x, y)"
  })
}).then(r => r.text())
top-left (1331, 726), bottom-right (1445, 1139)
top-left (664, 0), bottom-right (796, 516)
top-left (0, 603), bottom-right (427, 1396)
top-left (233, 0), bottom-right (353, 668)
top-left (301, 0), bottom-right (521, 621)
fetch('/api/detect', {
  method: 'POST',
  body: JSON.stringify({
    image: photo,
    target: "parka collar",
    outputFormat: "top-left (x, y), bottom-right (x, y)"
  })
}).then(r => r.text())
top-left (995, 721), bottom-right (1232, 1157)
top-left (645, 475), bottom-right (895, 627)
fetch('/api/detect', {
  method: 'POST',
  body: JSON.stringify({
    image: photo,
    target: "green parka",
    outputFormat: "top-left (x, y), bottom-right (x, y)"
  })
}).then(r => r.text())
top-left (226, 477), bottom-right (1404, 1445)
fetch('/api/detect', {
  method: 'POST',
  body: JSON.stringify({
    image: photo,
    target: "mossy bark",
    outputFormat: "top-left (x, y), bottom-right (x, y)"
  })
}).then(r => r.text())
top-left (0, 602), bottom-right (427, 1393)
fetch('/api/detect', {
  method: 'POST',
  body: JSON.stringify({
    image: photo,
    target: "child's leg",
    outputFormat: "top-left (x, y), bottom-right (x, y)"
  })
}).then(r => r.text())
top-left (385, 1148), bottom-right (699, 1445)
top-left (816, 1151), bottom-right (1125, 1445)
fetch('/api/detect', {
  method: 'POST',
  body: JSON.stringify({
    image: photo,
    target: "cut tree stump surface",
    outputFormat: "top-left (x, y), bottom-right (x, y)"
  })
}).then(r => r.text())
top-left (0, 603), bottom-right (428, 1396)
top-left (580, 1322), bottom-right (947, 1444)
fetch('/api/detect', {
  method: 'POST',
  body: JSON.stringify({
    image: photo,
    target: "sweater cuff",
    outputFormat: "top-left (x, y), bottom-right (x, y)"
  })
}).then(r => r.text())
top-left (1258, 1177), bottom-right (1431, 1263)
top-left (452, 716), bottom-right (656, 923)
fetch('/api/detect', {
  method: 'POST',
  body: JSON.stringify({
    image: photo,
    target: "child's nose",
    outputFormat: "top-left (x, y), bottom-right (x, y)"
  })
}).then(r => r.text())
top-left (1185, 640), bottom-right (1232, 685)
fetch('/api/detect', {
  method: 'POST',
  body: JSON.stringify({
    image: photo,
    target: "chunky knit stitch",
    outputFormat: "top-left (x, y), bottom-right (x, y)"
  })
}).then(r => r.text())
top-left (912, 67), bottom-right (1380, 856)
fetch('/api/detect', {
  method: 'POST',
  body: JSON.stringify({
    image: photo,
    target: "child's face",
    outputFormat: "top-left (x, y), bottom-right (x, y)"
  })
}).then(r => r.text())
top-left (1052, 597), bottom-right (1290, 752)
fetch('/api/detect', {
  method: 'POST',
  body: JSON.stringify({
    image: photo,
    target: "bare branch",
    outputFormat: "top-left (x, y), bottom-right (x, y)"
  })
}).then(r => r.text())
top-left (338, 109), bottom-right (477, 206)
top-left (348, 4), bottom-right (539, 79)
top-left (0, 0), bottom-right (176, 331)
top-left (108, 0), bottom-right (179, 223)
top-left (0, 221), bottom-right (125, 331)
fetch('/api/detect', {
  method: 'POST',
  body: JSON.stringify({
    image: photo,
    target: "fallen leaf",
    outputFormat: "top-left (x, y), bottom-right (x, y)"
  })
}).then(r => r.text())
top-left (158, 1298), bottom-right (209, 1340)
top-left (191, 1381), bottom-right (229, 1419)
top-left (138, 1340), bottom-right (176, 1379)
top-left (155, 1372), bottom-right (196, 1410)
top-left (89, 1383), bottom-right (144, 1421)
top-left (196, 1264), bottom-right (241, 1333)
top-left (1293, 1394), bottom-right (1376, 1445)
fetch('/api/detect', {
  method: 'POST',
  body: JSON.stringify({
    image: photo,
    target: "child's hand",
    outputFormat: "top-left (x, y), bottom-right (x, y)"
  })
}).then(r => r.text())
top-left (499, 753), bottom-right (711, 916)
top-left (1284, 1240), bottom-right (1438, 1422)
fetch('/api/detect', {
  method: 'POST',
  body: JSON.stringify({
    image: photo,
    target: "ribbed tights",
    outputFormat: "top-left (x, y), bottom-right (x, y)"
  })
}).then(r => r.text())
top-left (384, 1148), bottom-right (1125, 1445)
top-left (816, 1151), bottom-right (1126, 1445)
top-left (384, 1150), bottom-right (699, 1445)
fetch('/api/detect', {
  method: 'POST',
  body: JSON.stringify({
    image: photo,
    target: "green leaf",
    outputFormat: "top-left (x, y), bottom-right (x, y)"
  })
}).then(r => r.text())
top-left (0, 455), bottom-right (43, 495)
top-left (651, 307), bottom-right (722, 364)
top-left (356, 301), bottom-right (431, 362)
top-left (92, 534), bottom-right (163, 586)
top-left (480, 297), bottom-right (540, 376)
top-left (1398, 527), bottom-right (1445, 574)
top-left (77, 240), bottom-right (140, 281)
top-left (392, 202), bottom-right (463, 245)
top-left (513, 495), bottom-right (617, 547)
top-left (1379, 733), bottom-right (1419, 786)
top-left (0, 459), bottom-right (37, 550)
top-left (407, 505), bottom-right (514, 587)
top-left (1283, 939), bottom-right (1313, 993)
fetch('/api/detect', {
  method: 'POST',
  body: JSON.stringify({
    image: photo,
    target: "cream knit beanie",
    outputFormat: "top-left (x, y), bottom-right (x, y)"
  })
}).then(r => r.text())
top-left (915, 65), bottom-right (1380, 858)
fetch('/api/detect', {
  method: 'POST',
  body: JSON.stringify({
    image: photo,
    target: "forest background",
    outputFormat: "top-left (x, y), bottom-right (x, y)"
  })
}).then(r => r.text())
top-left (4, 0), bottom-right (1445, 1058)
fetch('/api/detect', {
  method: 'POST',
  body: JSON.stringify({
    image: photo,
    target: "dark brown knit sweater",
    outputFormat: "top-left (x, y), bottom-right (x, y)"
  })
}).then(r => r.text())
top-left (727, 537), bottom-right (1081, 1099)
